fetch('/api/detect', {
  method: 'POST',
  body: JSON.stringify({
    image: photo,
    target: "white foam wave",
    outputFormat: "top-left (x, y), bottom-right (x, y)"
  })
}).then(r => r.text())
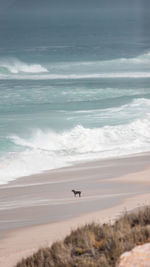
top-left (0, 72), bottom-right (150, 80)
top-left (0, 111), bottom-right (150, 184)
top-left (65, 52), bottom-right (150, 66)
top-left (0, 149), bottom-right (68, 185)
top-left (12, 117), bottom-right (149, 156)
top-left (119, 52), bottom-right (150, 64)
top-left (0, 51), bottom-right (150, 79)
top-left (0, 58), bottom-right (48, 74)
top-left (72, 98), bottom-right (150, 122)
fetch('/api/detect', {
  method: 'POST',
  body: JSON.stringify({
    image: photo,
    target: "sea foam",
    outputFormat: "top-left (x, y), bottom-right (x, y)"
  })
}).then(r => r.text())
top-left (0, 72), bottom-right (150, 80)
top-left (0, 52), bottom-right (150, 79)
top-left (0, 111), bottom-right (150, 184)
top-left (0, 58), bottom-right (48, 74)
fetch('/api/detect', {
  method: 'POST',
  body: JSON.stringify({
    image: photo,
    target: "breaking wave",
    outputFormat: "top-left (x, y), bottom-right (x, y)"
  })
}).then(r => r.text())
top-left (0, 58), bottom-right (48, 74)
top-left (0, 112), bottom-right (150, 184)
top-left (0, 52), bottom-right (150, 79)
top-left (1, 72), bottom-right (150, 80)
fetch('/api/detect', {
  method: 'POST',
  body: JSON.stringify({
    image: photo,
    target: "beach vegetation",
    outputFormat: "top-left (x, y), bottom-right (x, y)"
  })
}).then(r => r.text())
top-left (16, 206), bottom-right (150, 267)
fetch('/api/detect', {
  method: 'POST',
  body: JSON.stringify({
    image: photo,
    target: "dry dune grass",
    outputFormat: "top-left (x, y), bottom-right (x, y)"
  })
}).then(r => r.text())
top-left (16, 206), bottom-right (150, 267)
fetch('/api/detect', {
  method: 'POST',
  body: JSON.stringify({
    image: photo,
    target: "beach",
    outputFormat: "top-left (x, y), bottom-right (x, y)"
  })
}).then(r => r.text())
top-left (0, 1), bottom-right (150, 266)
top-left (0, 153), bottom-right (150, 267)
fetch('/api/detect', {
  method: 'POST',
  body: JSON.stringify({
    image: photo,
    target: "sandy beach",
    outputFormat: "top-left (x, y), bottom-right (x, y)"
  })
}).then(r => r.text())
top-left (1, 1), bottom-right (150, 266)
top-left (0, 153), bottom-right (150, 267)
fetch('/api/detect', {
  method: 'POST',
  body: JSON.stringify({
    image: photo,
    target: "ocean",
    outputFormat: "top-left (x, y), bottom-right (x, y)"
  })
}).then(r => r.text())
top-left (0, 4), bottom-right (150, 184)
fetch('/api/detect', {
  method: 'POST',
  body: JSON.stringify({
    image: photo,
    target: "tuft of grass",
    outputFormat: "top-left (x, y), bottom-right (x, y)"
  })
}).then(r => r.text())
top-left (16, 206), bottom-right (150, 267)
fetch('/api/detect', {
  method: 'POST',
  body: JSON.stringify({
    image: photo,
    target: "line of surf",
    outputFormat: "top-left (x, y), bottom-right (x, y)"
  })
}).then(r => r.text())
top-left (1, 72), bottom-right (150, 80)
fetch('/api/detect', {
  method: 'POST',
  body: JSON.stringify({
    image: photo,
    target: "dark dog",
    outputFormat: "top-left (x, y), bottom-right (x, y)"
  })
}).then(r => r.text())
top-left (72, 189), bottom-right (81, 197)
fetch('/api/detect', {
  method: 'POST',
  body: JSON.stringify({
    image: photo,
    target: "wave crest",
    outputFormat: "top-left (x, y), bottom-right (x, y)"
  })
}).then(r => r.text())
top-left (0, 114), bottom-right (150, 184)
top-left (11, 117), bottom-right (150, 155)
top-left (0, 52), bottom-right (150, 79)
top-left (0, 58), bottom-right (48, 74)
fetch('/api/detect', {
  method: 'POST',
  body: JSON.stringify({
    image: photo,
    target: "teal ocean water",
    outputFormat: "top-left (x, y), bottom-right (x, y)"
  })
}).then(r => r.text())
top-left (0, 4), bottom-right (150, 184)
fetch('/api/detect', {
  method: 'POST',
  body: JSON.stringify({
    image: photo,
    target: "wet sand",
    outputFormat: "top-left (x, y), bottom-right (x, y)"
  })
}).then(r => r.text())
top-left (0, 153), bottom-right (150, 266)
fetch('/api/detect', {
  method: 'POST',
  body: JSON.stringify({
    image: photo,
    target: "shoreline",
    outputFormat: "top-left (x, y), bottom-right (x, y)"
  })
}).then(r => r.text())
top-left (1, 151), bottom-right (150, 188)
top-left (0, 152), bottom-right (150, 266)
